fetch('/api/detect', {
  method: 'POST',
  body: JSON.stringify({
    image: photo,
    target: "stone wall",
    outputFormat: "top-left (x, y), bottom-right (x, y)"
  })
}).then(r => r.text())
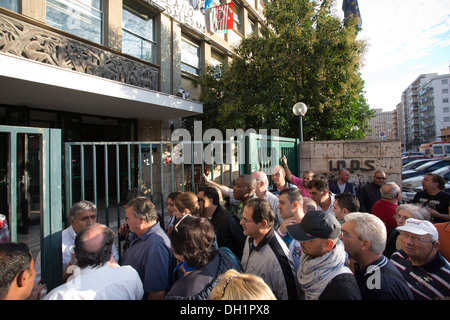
top-left (299, 140), bottom-right (402, 191)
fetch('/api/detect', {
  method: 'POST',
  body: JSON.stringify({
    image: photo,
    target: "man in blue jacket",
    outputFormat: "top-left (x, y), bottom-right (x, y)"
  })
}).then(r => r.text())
top-left (329, 168), bottom-right (356, 195)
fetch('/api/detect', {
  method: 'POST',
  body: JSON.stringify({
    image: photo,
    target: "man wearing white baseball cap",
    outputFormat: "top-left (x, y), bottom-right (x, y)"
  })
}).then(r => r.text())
top-left (391, 218), bottom-right (450, 300)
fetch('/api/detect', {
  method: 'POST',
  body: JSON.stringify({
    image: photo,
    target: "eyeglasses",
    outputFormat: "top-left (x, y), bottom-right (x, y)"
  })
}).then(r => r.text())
top-left (340, 230), bottom-right (361, 240)
top-left (395, 214), bottom-right (410, 221)
top-left (241, 217), bottom-right (255, 225)
top-left (375, 176), bottom-right (386, 180)
top-left (398, 231), bottom-right (434, 244)
top-left (174, 214), bottom-right (191, 232)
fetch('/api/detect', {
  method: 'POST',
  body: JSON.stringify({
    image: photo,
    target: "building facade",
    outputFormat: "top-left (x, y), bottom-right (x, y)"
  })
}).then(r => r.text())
top-left (366, 108), bottom-right (396, 141)
top-left (0, 0), bottom-right (265, 140)
top-left (399, 72), bottom-right (450, 151)
top-left (401, 73), bottom-right (436, 151)
top-left (0, 0), bottom-right (265, 235)
top-left (419, 74), bottom-right (450, 144)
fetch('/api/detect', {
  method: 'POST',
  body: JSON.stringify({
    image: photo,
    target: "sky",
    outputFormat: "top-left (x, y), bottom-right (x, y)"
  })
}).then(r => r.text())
top-left (336, 0), bottom-right (450, 112)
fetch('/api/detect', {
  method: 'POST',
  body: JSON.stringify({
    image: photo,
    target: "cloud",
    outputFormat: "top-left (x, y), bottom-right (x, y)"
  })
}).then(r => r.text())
top-left (359, 0), bottom-right (450, 75)
top-left (349, 0), bottom-right (450, 110)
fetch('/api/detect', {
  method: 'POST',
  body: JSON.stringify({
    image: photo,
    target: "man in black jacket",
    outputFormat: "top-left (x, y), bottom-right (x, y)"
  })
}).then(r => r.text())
top-left (357, 171), bottom-right (386, 213)
top-left (198, 187), bottom-right (246, 259)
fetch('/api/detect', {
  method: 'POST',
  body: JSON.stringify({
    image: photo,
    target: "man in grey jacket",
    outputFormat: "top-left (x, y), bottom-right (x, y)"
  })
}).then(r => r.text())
top-left (240, 198), bottom-right (300, 300)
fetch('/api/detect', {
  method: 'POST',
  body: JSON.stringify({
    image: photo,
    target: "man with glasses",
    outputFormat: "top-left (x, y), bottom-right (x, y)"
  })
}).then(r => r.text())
top-left (357, 170), bottom-right (386, 213)
top-left (391, 218), bottom-right (450, 300)
top-left (34, 200), bottom-right (119, 283)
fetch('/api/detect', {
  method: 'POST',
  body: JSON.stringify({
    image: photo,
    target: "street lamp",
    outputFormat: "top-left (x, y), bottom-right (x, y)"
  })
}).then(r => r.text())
top-left (293, 102), bottom-right (307, 142)
top-left (293, 102), bottom-right (307, 176)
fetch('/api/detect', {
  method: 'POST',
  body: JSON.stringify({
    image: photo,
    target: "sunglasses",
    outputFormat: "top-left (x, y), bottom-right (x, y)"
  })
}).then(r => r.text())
top-left (174, 213), bottom-right (191, 232)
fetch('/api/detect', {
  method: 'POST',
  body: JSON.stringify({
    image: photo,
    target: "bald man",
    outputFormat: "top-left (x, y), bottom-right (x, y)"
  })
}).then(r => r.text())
top-left (44, 224), bottom-right (143, 300)
top-left (268, 165), bottom-right (298, 197)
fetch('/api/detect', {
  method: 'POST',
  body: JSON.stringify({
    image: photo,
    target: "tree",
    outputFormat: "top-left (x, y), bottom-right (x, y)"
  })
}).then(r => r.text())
top-left (190, 0), bottom-right (373, 140)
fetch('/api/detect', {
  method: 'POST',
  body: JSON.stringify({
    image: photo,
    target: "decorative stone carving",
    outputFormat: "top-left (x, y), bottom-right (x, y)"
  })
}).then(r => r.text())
top-left (0, 13), bottom-right (159, 91)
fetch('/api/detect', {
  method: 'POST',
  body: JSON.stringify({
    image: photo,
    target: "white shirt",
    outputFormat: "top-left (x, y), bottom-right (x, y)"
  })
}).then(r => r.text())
top-left (34, 225), bottom-right (119, 283)
top-left (318, 193), bottom-right (336, 217)
top-left (43, 263), bottom-right (144, 300)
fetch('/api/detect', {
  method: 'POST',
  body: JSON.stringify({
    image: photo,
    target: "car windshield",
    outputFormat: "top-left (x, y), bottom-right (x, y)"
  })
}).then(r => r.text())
top-left (414, 160), bottom-right (440, 171)
top-left (404, 160), bottom-right (432, 170)
top-left (425, 161), bottom-right (450, 172)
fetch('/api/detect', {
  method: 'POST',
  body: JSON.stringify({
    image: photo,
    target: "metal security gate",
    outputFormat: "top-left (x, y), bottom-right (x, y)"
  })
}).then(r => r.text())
top-left (64, 135), bottom-right (298, 233)
top-left (245, 133), bottom-right (299, 180)
top-left (0, 125), bottom-right (62, 290)
top-left (64, 140), bottom-right (244, 260)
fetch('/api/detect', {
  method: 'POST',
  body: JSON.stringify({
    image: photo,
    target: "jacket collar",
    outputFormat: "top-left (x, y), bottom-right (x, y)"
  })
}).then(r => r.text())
top-left (248, 228), bottom-right (274, 252)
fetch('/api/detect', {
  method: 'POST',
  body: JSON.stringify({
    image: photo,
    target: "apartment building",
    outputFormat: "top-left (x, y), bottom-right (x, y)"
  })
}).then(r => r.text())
top-left (398, 72), bottom-right (450, 151)
top-left (401, 73), bottom-right (436, 151)
top-left (419, 74), bottom-right (450, 143)
top-left (366, 108), bottom-right (396, 141)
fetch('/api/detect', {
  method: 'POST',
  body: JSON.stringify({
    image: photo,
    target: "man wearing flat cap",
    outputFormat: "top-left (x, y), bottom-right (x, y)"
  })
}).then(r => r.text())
top-left (391, 218), bottom-right (450, 300)
top-left (287, 210), bottom-right (361, 300)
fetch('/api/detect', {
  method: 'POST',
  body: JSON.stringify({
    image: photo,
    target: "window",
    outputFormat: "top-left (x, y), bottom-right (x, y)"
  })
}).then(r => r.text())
top-left (46, 0), bottom-right (103, 44)
top-left (210, 57), bottom-right (222, 68)
top-left (181, 37), bottom-right (201, 76)
top-left (442, 79), bottom-right (448, 85)
top-left (444, 107), bottom-right (450, 113)
top-left (444, 98), bottom-right (449, 103)
top-left (444, 117), bottom-right (450, 122)
top-left (247, 18), bottom-right (258, 35)
top-left (0, 0), bottom-right (19, 12)
top-left (443, 89), bottom-right (449, 94)
top-left (434, 146), bottom-right (443, 155)
top-left (233, 4), bottom-right (242, 33)
top-left (210, 51), bottom-right (223, 77)
top-left (122, 5), bottom-right (156, 64)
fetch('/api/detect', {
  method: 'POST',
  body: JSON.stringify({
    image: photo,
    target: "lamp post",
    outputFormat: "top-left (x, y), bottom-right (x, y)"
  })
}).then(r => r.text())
top-left (293, 102), bottom-right (307, 176)
top-left (293, 102), bottom-right (307, 142)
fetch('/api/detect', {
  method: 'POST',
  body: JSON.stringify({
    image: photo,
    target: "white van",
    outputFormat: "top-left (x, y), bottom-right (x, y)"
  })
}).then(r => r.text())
top-left (433, 143), bottom-right (450, 158)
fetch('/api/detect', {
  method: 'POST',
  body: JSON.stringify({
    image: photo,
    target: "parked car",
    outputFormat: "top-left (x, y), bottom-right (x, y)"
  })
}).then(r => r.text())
top-left (402, 159), bottom-right (450, 180)
top-left (403, 158), bottom-right (436, 170)
top-left (401, 151), bottom-right (426, 157)
top-left (402, 166), bottom-right (450, 193)
top-left (402, 159), bottom-right (440, 175)
top-left (402, 155), bottom-right (429, 166)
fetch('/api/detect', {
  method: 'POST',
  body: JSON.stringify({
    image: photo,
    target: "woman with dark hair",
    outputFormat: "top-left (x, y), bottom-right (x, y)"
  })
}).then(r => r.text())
top-left (165, 215), bottom-right (241, 300)
top-left (165, 191), bottom-right (182, 234)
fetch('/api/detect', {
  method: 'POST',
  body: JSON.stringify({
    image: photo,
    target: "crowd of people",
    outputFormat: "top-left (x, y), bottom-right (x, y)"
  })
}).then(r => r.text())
top-left (1, 156), bottom-right (449, 301)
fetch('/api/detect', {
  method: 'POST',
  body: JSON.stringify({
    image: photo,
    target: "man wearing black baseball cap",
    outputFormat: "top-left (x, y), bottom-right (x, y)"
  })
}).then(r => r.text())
top-left (287, 210), bottom-right (361, 300)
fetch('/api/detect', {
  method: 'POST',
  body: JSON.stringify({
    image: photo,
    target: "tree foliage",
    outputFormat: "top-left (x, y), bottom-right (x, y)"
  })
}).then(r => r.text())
top-left (190, 0), bottom-right (373, 140)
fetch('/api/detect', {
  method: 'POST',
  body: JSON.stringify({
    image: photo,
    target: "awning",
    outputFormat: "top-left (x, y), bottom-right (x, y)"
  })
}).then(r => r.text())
top-left (0, 52), bottom-right (203, 120)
